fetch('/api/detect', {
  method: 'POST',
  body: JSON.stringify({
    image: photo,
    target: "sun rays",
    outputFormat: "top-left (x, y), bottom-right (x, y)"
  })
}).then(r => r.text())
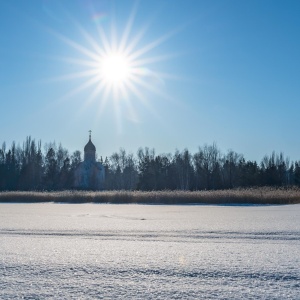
top-left (45, 3), bottom-right (182, 131)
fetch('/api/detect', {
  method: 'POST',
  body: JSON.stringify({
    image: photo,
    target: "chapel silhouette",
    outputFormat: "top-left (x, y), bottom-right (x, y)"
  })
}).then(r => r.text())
top-left (74, 131), bottom-right (105, 190)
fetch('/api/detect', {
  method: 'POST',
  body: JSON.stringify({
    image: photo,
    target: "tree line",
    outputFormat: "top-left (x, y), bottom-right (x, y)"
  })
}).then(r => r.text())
top-left (0, 137), bottom-right (300, 191)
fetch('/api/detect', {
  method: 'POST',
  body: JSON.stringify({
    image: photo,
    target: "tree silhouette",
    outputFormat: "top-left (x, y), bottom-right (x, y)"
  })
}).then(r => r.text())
top-left (0, 137), bottom-right (299, 191)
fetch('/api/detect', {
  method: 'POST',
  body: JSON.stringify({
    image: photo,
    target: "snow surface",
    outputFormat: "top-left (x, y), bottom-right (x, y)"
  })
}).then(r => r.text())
top-left (0, 203), bottom-right (299, 299)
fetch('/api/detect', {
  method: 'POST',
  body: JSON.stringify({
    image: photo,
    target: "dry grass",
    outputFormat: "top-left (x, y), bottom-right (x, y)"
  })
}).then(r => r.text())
top-left (0, 187), bottom-right (300, 205)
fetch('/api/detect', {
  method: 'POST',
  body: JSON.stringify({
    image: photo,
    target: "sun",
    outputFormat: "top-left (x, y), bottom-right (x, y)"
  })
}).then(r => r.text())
top-left (99, 53), bottom-right (132, 84)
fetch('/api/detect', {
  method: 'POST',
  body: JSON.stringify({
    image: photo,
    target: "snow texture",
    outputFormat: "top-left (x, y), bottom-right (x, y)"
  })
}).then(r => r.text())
top-left (1, 203), bottom-right (299, 299)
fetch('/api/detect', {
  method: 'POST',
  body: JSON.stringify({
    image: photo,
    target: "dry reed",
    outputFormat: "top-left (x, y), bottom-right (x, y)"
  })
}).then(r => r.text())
top-left (0, 187), bottom-right (300, 205)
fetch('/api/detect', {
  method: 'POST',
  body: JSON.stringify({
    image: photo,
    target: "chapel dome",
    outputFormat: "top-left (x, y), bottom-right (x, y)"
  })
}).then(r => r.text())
top-left (84, 139), bottom-right (96, 151)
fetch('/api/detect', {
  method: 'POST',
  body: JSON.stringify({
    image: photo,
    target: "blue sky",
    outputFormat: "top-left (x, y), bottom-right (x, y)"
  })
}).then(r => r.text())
top-left (1, 0), bottom-right (300, 162)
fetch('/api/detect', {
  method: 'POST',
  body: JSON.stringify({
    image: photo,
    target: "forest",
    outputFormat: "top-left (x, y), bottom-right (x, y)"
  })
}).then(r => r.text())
top-left (0, 136), bottom-right (300, 191)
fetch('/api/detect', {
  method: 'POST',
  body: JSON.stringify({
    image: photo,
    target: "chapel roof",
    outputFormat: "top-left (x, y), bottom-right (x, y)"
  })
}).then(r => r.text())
top-left (84, 131), bottom-right (96, 151)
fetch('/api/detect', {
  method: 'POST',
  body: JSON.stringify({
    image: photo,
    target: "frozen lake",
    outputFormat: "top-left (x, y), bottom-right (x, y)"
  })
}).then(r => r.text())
top-left (1, 203), bottom-right (299, 299)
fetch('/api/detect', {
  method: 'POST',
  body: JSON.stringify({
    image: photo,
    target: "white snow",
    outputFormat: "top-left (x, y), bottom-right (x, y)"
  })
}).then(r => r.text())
top-left (1, 204), bottom-right (299, 299)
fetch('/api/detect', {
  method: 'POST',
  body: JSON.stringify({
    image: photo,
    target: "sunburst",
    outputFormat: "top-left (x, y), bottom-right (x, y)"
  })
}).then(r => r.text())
top-left (46, 4), bottom-right (181, 130)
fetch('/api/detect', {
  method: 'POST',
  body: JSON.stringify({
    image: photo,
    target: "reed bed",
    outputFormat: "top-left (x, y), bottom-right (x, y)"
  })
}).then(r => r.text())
top-left (0, 187), bottom-right (300, 205)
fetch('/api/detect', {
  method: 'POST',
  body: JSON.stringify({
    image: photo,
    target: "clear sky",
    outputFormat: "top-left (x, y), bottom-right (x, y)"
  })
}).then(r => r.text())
top-left (1, 0), bottom-right (300, 162)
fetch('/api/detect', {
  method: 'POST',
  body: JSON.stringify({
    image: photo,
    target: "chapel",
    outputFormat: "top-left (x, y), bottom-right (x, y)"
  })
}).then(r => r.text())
top-left (74, 131), bottom-right (105, 190)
